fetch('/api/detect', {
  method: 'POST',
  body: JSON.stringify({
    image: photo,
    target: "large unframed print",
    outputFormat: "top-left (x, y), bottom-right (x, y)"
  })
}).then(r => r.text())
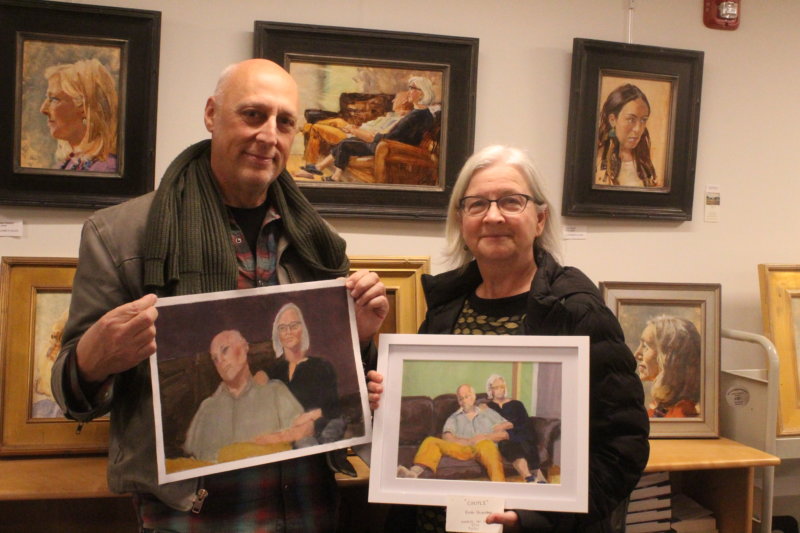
top-left (369, 334), bottom-right (589, 513)
top-left (150, 279), bottom-right (370, 484)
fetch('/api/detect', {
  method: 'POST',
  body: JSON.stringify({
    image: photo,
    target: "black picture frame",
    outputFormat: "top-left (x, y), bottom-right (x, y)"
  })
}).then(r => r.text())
top-left (562, 39), bottom-right (703, 220)
top-left (254, 21), bottom-right (478, 220)
top-left (0, 0), bottom-right (160, 209)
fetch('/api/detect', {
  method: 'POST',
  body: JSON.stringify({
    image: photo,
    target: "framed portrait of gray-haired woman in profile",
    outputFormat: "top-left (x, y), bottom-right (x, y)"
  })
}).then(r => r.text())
top-left (0, 0), bottom-right (160, 209)
top-left (562, 39), bottom-right (703, 221)
top-left (600, 281), bottom-right (721, 438)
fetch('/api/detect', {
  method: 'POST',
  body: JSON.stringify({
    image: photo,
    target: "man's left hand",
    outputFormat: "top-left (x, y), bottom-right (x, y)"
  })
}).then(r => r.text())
top-left (345, 270), bottom-right (389, 345)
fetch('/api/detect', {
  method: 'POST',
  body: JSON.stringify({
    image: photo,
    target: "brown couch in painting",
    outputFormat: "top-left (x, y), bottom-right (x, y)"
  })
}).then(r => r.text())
top-left (303, 92), bottom-right (441, 186)
top-left (396, 393), bottom-right (561, 481)
top-left (346, 110), bottom-right (441, 186)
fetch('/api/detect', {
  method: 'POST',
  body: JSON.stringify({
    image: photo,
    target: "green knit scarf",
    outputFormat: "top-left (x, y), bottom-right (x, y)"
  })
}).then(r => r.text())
top-left (143, 140), bottom-right (348, 296)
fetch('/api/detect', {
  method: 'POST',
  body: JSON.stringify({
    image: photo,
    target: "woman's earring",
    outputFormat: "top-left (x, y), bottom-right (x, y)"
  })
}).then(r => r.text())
top-left (82, 118), bottom-right (87, 126)
top-left (608, 126), bottom-right (616, 139)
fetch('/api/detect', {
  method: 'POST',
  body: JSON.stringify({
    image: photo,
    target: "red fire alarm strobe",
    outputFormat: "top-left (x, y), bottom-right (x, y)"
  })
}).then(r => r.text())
top-left (704, 0), bottom-right (740, 30)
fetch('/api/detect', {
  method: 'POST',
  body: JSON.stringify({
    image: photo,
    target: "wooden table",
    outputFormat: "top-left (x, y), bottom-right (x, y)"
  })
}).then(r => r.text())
top-left (0, 453), bottom-right (369, 500)
top-left (647, 438), bottom-right (780, 533)
top-left (0, 439), bottom-right (778, 532)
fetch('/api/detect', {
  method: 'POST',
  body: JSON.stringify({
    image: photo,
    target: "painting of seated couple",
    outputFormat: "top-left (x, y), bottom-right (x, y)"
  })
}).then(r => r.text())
top-left (289, 61), bottom-right (444, 187)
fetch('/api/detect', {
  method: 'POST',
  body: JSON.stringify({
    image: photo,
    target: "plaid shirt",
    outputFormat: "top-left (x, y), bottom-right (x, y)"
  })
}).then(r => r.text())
top-left (138, 207), bottom-right (340, 532)
top-left (228, 205), bottom-right (281, 289)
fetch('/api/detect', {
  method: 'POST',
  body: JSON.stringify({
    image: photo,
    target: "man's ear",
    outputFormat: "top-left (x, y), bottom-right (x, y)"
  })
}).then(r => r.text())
top-left (203, 97), bottom-right (216, 133)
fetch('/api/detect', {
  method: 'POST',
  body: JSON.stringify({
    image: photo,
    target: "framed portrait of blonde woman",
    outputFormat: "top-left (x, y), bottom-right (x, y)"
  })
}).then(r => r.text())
top-left (600, 281), bottom-right (721, 438)
top-left (758, 264), bottom-right (800, 436)
top-left (0, 0), bottom-right (160, 209)
top-left (563, 39), bottom-right (703, 220)
top-left (0, 257), bottom-right (110, 455)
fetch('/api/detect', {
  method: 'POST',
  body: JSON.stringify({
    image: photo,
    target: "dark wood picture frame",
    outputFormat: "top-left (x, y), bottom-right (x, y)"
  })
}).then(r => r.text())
top-left (562, 39), bottom-right (703, 220)
top-left (254, 21), bottom-right (478, 220)
top-left (0, 0), bottom-right (160, 209)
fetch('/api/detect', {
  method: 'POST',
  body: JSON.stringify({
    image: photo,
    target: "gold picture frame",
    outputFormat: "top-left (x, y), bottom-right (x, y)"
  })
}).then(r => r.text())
top-left (758, 264), bottom-right (800, 436)
top-left (0, 257), bottom-right (109, 455)
top-left (348, 256), bottom-right (430, 338)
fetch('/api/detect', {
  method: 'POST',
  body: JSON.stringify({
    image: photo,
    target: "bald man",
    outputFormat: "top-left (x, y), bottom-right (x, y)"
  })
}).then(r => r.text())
top-left (52, 59), bottom-right (388, 532)
top-left (183, 330), bottom-right (313, 462)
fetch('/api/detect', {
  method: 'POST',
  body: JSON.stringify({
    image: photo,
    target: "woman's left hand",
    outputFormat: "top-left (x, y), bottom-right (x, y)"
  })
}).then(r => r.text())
top-left (486, 511), bottom-right (520, 531)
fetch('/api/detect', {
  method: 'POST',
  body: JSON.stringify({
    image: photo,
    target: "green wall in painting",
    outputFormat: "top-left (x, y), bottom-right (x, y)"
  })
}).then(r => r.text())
top-left (401, 360), bottom-right (537, 414)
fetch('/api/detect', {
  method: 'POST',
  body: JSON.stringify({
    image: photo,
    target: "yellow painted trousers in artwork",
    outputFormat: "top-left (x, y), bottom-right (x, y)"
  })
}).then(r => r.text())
top-left (302, 119), bottom-right (350, 163)
top-left (413, 436), bottom-right (505, 482)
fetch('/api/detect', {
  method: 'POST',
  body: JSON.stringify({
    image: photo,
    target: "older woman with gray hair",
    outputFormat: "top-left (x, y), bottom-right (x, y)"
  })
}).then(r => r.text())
top-left (369, 145), bottom-right (649, 532)
top-left (485, 373), bottom-right (546, 484)
top-left (266, 302), bottom-right (345, 445)
top-left (634, 315), bottom-right (701, 418)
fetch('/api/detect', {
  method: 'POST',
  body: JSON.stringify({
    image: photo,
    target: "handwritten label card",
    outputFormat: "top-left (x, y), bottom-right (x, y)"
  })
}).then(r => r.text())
top-left (445, 495), bottom-right (504, 533)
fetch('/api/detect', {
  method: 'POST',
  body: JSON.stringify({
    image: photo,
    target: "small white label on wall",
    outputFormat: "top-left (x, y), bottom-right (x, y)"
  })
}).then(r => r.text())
top-left (704, 185), bottom-right (720, 223)
top-left (563, 225), bottom-right (587, 240)
top-left (0, 219), bottom-right (23, 237)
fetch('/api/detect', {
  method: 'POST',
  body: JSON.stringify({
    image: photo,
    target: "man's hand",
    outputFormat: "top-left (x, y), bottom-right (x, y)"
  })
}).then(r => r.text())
top-left (345, 270), bottom-right (389, 346)
top-left (75, 294), bottom-right (158, 384)
top-left (367, 370), bottom-right (384, 410)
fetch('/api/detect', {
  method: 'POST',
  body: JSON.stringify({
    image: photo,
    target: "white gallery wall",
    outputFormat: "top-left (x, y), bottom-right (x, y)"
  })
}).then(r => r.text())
top-left (3, 4), bottom-right (800, 388)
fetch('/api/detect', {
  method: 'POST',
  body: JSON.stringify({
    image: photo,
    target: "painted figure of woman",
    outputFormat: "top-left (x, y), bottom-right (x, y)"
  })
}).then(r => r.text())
top-left (634, 314), bottom-right (701, 418)
top-left (595, 83), bottom-right (656, 187)
top-left (40, 58), bottom-right (118, 172)
top-left (297, 76), bottom-right (436, 183)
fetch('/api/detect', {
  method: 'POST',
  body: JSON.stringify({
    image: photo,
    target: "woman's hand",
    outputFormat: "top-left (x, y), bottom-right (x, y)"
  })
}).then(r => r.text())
top-left (486, 511), bottom-right (520, 531)
top-left (367, 370), bottom-right (384, 410)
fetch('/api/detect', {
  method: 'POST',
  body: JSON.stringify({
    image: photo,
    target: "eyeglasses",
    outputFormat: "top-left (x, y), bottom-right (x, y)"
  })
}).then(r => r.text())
top-left (458, 194), bottom-right (534, 217)
top-left (277, 321), bottom-right (303, 334)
